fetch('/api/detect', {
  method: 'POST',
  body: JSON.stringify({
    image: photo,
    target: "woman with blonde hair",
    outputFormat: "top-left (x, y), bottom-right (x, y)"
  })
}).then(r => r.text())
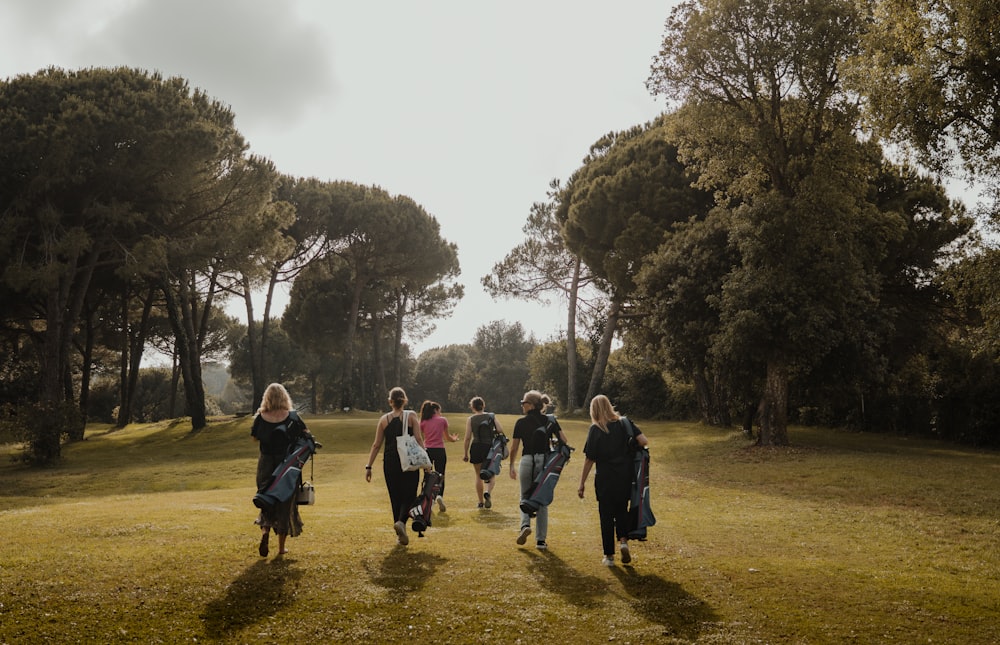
top-left (364, 387), bottom-right (425, 545)
top-left (251, 383), bottom-right (312, 557)
top-left (578, 394), bottom-right (649, 566)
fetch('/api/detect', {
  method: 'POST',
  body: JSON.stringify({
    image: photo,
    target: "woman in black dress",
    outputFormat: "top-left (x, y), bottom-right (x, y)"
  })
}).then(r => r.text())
top-left (251, 383), bottom-right (311, 557)
top-left (364, 387), bottom-right (425, 546)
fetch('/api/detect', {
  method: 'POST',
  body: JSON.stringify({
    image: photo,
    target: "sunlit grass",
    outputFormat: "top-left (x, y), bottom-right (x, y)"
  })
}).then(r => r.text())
top-left (1, 415), bottom-right (998, 643)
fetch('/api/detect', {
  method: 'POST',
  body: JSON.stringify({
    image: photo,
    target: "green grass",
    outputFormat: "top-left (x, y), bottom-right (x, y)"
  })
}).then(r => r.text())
top-left (2, 414), bottom-right (999, 643)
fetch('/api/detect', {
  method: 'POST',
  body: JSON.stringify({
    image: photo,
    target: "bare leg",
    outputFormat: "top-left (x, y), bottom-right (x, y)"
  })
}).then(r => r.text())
top-left (474, 463), bottom-right (484, 503)
top-left (278, 533), bottom-right (288, 554)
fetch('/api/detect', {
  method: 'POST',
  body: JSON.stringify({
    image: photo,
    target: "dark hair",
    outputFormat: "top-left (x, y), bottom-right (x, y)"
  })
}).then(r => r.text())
top-left (469, 396), bottom-right (485, 412)
top-left (388, 387), bottom-right (407, 410)
top-left (420, 400), bottom-right (440, 421)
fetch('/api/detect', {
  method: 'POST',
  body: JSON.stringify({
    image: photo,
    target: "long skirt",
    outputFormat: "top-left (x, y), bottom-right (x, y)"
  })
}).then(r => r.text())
top-left (255, 453), bottom-right (303, 537)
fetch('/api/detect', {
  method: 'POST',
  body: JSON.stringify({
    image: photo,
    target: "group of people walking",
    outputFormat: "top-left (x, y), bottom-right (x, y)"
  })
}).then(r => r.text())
top-left (251, 383), bottom-right (649, 566)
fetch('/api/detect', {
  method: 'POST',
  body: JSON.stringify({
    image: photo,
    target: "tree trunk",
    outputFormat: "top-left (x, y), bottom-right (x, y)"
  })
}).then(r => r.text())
top-left (392, 292), bottom-right (407, 386)
top-left (127, 289), bottom-right (154, 425)
top-left (260, 269), bottom-right (279, 400)
top-left (117, 287), bottom-right (130, 426)
top-left (584, 299), bottom-right (621, 407)
top-left (758, 357), bottom-right (789, 446)
top-left (565, 257), bottom-right (581, 413)
top-left (242, 275), bottom-right (264, 412)
top-left (692, 370), bottom-right (714, 424)
top-left (77, 305), bottom-right (96, 432)
top-left (340, 275), bottom-right (365, 409)
top-left (373, 314), bottom-right (387, 397)
top-left (162, 276), bottom-right (207, 430)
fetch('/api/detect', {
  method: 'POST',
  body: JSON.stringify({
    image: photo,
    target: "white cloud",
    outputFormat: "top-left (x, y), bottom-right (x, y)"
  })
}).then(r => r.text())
top-left (74, 0), bottom-right (337, 131)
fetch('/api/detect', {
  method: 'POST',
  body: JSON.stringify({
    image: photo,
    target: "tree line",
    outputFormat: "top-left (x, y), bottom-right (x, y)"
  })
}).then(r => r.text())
top-left (3, 0), bottom-right (1000, 462)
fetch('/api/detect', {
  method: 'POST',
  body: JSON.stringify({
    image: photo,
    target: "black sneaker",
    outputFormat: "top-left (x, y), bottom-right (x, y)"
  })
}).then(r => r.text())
top-left (536, 540), bottom-right (548, 551)
top-left (484, 492), bottom-right (492, 509)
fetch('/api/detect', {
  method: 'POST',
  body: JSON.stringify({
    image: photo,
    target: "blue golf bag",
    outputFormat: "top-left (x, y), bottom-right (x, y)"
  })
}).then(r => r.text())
top-left (519, 441), bottom-right (573, 516)
top-left (622, 417), bottom-right (655, 539)
top-left (408, 470), bottom-right (443, 536)
top-left (253, 434), bottom-right (317, 512)
top-left (479, 430), bottom-right (509, 481)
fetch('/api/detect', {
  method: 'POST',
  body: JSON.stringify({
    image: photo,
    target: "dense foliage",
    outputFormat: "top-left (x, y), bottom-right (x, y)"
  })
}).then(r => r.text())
top-left (4, 1), bottom-right (1000, 462)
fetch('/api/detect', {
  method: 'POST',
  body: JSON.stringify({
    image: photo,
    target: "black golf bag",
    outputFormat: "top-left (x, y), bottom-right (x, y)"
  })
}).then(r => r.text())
top-left (622, 417), bottom-right (655, 539)
top-left (519, 441), bottom-right (573, 516)
top-left (408, 470), bottom-right (443, 536)
top-left (479, 430), bottom-right (509, 481)
top-left (253, 434), bottom-right (317, 512)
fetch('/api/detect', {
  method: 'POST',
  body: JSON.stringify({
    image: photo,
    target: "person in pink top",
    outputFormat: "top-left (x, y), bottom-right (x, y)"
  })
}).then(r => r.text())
top-left (420, 400), bottom-right (459, 511)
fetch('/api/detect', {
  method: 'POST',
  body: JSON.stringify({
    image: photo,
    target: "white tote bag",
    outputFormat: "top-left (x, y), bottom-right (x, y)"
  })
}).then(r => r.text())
top-left (396, 410), bottom-right (431, 471)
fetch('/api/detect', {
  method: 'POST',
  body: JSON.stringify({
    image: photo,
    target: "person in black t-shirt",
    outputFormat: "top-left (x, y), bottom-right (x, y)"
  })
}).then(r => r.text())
top-left (578, 394), bottom-right (649, 566)
top-left (508, 390), bottom-right (569, 550)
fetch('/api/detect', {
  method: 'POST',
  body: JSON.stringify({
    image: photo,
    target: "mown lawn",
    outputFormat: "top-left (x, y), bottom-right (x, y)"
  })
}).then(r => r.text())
top-left (1, 413), bottom-right (998, 644)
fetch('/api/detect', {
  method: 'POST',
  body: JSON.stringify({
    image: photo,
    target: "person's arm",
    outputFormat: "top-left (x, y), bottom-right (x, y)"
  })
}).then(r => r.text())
top-left (365, 415), bottom-right (387, 482)
top-left (626, 419), bottom-right (649, 448)
top-left (508, 437), bottom-right (521, 479)
top-left (578, 457), bottom-right (595, 498)
top-left (462, 416), bottom-right (473, 461)
top-left (553, 419), bottom-right (570, 446)
top-left (444, 417), bottom-right (459, 442)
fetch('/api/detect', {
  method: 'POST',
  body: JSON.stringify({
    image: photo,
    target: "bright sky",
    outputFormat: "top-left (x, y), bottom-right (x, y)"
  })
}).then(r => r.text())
top-left (1, 0), bottom-right (678, 354)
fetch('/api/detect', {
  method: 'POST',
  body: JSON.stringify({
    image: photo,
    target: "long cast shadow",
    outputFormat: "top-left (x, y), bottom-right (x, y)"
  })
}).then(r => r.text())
top-left (201, 557), bottom-right (304, 639)
top-left (521, 549), bottom-right (610, 609)
top-left (366, 545), bottom-right (446, 594)
top-left (611, 566), bottom-right (718, 641)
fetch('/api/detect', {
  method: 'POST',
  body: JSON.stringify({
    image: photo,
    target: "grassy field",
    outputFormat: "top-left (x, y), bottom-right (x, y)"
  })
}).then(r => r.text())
top-left (1, 412), bottom-right (998, 644)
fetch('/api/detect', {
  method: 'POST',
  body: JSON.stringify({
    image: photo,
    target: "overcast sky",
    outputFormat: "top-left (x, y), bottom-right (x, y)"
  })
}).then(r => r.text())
top-left (1, 1), bottom-right (678, 353)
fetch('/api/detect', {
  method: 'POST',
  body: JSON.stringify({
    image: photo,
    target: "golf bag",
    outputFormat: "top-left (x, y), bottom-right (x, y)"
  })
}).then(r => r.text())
top-left (622, 417), bottom-right (655, 539)
top-left (408, 470), bottom-right (443, 536)
top-left (519, 441), bottom-right (573, 516)
top-left (479, 430), bottom-right (509, 481)
top-left (253, 434), bottom-right (317, 512)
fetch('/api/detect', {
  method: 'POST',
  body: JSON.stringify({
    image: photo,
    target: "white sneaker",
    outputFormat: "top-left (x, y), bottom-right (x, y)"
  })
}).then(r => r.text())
top-left (394, 521), bottom-right (409, 546)
top-left (602, 556), bottom-right (615, 566)
top-left (436, 496), bottom-right (446, 512)
top-left (516, 525), bottom-right (531, 545)
top-left (620, 542), bottom-right (631, 564)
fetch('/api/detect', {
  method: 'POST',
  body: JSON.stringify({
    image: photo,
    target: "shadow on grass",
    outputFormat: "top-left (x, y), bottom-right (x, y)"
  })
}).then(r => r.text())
top-left (610, 566), bottom-right (718, 641)
top-left (471, 508), bottom-right (518, 530)
top-left (367, 545), bottom-right (447, 594)
top-left (200, 558), bottom-right (304, 639)
top-left (521, 549), bottom-right (611, 609)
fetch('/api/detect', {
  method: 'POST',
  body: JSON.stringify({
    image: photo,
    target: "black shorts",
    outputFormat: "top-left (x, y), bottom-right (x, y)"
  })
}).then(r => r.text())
top-left (469, 442), bottom-right (490, 465)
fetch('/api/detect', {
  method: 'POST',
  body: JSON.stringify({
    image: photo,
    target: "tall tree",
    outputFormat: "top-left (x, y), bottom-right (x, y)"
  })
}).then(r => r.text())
top-left (330, 188), bottom-right (461, 408)
top-left (556, 115), bottom-right (714, 406)
top-left (647, 0), bottom-right (894, 445)
top-left (223, 175), bottom-right (331, 411)
top-left (483, 184), bottom-right (597, 412)
top-left (0, 67), bottom-right (275, 444)
top-left (850, 0), bottom-right (1000, 183)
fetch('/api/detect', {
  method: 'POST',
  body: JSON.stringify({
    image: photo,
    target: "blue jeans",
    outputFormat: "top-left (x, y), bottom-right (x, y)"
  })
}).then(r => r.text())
top-left (518, 453), bottom-right (548, 541)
